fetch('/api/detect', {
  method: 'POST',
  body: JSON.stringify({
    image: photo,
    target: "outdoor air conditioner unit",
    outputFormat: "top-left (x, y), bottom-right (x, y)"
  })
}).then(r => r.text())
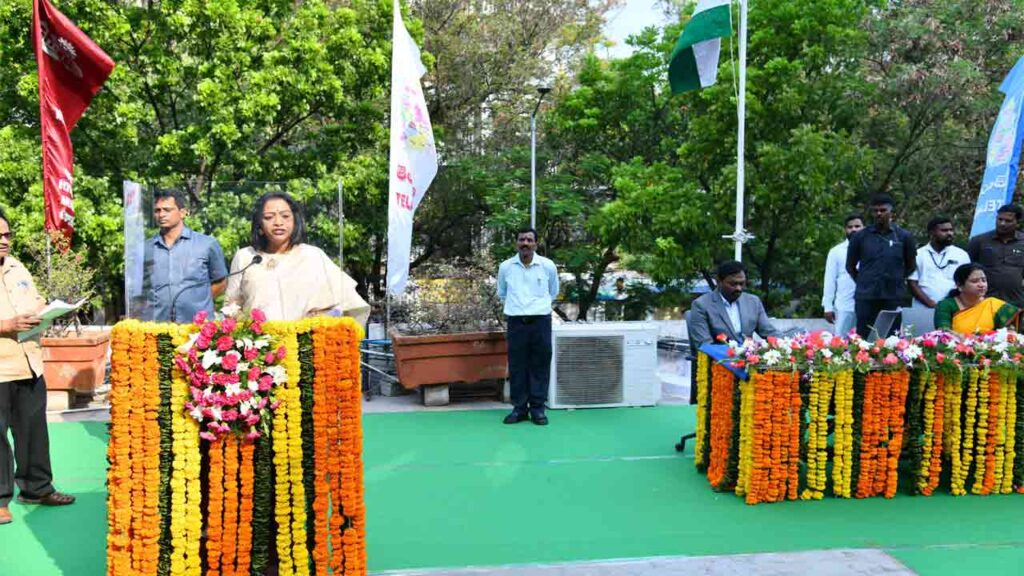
top-left (549, 321), bottom-right (660, 409)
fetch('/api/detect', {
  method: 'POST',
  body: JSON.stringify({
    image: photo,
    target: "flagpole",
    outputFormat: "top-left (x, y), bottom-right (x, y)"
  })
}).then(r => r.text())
top-left (338, 180), bottom-right (344, 269)
top-left (734, 0), bottom-right (747, 262)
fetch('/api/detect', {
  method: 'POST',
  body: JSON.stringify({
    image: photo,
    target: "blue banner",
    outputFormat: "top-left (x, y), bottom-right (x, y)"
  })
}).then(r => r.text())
top-left (971, 56), bottom-right (1024, 238)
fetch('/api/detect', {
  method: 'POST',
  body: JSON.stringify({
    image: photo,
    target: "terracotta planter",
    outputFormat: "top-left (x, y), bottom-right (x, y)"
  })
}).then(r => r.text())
top-left (390, 330), bottom-right (507, 390)
top-left (41, 328), bottom-right (111, 394)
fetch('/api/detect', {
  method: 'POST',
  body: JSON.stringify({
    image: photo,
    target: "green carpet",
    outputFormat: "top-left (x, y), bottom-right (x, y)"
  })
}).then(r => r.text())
top-left (5, 406), bottom-right (1024, 575)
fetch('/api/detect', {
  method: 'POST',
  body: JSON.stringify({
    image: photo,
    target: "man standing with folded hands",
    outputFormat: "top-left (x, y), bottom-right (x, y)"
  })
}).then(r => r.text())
top-left (0, 208), bottom-right (75, 526)
top-left (497, 227), bottom-right (560, 426)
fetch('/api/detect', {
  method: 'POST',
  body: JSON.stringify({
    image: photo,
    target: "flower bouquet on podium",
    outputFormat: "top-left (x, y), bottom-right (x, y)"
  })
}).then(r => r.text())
top-left (175, 307), bottom-right (286, 441)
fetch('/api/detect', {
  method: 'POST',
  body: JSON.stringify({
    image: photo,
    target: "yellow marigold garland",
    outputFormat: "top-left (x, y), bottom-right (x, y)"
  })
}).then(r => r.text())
top-left (973, 367), bottom-right (992, 494)
top-left (832, 368), bottom-right (855, 498)
top-left (735, 373), bottom-right (755, 498)
top-left (801, 370), bottom-right (832, 500)
top-left (694, 352), bottom-right (710, 469)
top-left (1003, 373), bottom-right (1018, 494)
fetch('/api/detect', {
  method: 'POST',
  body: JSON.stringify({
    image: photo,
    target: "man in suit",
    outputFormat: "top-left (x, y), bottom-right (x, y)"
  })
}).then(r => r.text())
top-left (688, 260), bottom-right (780, 348)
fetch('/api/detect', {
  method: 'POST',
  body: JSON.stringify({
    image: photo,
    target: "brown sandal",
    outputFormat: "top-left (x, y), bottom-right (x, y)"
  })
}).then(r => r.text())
top-left (18, 491), bottom-right (75, 506)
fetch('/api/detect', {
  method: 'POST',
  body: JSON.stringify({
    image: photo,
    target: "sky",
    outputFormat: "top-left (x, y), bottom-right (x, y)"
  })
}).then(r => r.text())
top-left (602, 0), bottom-right (671, 58)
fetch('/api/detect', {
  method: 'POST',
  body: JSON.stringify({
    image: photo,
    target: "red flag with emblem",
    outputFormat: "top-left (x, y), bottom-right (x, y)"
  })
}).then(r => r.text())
top-left (33, 0), bottom-right (115, 242)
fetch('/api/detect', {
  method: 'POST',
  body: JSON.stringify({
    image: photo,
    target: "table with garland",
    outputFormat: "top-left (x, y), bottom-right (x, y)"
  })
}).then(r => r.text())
top-left (694, 331), bottom-right (1024, 505)
top-left (105, 315), bottom-right (366, 576)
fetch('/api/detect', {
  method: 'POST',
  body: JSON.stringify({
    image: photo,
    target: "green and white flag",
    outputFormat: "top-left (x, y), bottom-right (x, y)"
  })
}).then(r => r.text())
top-left (668, 0), bottom-right (733, 94)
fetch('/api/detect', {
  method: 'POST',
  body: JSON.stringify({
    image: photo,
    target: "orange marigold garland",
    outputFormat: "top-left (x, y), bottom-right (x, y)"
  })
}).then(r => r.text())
top-left (106, 323), bottom-right (134, 576)
top-left (236, 440), bottom-right (255, 576)
top-left (706, 364), bottom-right (737, 490)
top-left (207, 438), bottom-right (225, 576)
top-left (222, 436), bottom-right (240, 576)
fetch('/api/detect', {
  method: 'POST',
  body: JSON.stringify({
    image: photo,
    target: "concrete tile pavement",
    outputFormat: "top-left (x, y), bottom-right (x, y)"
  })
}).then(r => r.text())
top-left (372, 549), bottom-right (916, 576)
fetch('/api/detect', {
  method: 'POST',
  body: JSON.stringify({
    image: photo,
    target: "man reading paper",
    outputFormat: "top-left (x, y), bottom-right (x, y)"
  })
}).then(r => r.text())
top-left (0, 209), bottom-right (75, 526)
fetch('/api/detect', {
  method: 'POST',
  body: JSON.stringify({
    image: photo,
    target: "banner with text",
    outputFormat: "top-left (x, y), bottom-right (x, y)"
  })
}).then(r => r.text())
top-left (386, 0), bottom-right (437, 295)
top-left (971, 55), bottom-right (1024, 238)
top-left (33, 0), bottom-right (114, 242)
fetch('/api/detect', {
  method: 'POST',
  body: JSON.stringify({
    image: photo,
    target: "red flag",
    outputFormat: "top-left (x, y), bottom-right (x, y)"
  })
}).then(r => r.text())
top-left (33, 0), bottom-right (114, 242)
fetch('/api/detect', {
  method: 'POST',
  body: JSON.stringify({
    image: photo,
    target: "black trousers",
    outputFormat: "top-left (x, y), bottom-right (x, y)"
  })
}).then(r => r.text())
top-left (854, 298), bottom-right (902, 339)
top-left (0, 375), bottom-right (54, 507)
top-left (506, 315), bottom-right (552, 412)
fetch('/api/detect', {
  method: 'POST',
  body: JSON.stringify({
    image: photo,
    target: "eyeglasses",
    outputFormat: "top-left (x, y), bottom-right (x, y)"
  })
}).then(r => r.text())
top-left (0, 232), bottom-right (11, 240)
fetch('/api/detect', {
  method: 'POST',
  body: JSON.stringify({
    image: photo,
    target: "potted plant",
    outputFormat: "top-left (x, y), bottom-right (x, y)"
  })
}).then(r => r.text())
top-left (23, 233), bottom-right (108, 410)
top-left (389, 257), bottom-right (507, 406)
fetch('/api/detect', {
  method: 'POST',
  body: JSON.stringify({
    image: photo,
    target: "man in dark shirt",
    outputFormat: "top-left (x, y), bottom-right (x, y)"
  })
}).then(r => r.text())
top-left (967, 204), bottom-right (1024, 309)
top-left (846, 194), bottom-right (916, 338)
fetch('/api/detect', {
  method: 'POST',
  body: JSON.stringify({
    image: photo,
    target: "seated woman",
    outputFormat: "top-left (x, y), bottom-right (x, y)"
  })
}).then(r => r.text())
top-left (225, 192), bottom-right (371, 324)
top-left (934, 263), bottom-right (1019, 335)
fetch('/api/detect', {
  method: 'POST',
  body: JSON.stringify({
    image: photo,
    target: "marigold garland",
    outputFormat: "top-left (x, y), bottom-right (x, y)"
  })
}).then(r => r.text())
top-left (832, 368), bottom-right (855, 498)
top-left (694, 352), bottom-right (710, 471)
top-left (707, 364), bottom-right (737, 490)
top-left (801, 370), bottom-right (833, 500)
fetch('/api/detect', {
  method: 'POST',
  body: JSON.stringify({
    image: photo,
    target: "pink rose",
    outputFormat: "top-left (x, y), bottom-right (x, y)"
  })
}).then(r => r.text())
top-left (196, 336), bottom-right (211, 350)
top-left (246, 430), bottom-right (262, 440)
top-left (193, 310), bottom-right (209, 326)
top-left (252, 321), bottom-right (263, 335)
top-left (223, 410), bottom-right (239, 422)
top-left (248, 366), bottom-right (261, 382)
top-left (264, 351), bottom-right (276, 364)
top-left (251, 309), bottom-right (267, 323)
top-left (201, 323), bottom-right (218, 338)
top-left (222, 354), bottom-right (239, 371)
top-left (221, 317), bottom-right (238, 333)
top-left (175, 357), bottom-right (190, 373)
top-left (856, 351), bottom-right (870, 363)
top-left (883, 353), bottom-right (899, 366)
top-left (766, 336), bottom-right (778, 347)
top-left (935, 353), bottom-right (946, 364)
top-left (216, 336), bottom-right (235, 352)
top-left (244, 347), bottom-right (260, 361)
top-left (747, 355), bottom-right (760, 364)
top-left (276, 346), bottom-right (287, 361)
top-left (726, 348), bottom-right (736, 358)
top-left (734, 360), bottom-right (746, 368)
top-left (259, 375), bottom-right (273, 391)
top-left (246, 414), bottom-right (260, 426)
top-left (199, 431), bottom-right (217, 442)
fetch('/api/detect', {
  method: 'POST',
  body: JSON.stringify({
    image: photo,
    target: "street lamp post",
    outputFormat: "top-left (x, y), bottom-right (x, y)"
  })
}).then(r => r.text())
top-left (530, 86), bottom-right (551, 230)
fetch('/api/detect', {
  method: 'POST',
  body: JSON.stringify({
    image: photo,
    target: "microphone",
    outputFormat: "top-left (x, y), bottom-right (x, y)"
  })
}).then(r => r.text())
top-left (169, 254), bottom-right (264, 323)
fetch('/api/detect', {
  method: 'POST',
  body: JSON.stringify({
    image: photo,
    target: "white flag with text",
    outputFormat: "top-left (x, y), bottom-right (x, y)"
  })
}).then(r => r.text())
top-left (387, 0), bottom-right (438, 295)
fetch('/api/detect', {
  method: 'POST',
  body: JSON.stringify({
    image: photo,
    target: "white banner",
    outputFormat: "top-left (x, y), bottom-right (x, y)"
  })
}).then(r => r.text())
top-left (387, 0), bottom-right (438, 295)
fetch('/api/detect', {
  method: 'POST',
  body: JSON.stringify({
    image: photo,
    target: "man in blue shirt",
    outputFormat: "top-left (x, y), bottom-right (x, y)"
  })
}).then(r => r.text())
top-left (497, 227), bottom-right (559, 426)
top-left (143, 189), bottom-right (228, 322)
top-left (846, 194), bottom-right (916, 338)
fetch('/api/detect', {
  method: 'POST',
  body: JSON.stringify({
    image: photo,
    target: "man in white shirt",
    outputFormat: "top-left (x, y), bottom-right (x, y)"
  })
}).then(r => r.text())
top-left (908, 216), bottom-right (970, 309)
top-left (822, 214), bottom-right (864, 336)
top-left (497, 227), bottom-right (559, 426)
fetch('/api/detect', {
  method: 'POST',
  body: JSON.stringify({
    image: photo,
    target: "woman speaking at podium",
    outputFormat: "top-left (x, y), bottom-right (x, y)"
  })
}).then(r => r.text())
top-left (225, 192), bottom-right (370, 324)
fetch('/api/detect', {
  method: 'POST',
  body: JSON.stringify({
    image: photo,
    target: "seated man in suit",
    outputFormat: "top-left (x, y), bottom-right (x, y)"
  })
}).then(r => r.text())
top-left (688, 260), bottom-right (780, 348)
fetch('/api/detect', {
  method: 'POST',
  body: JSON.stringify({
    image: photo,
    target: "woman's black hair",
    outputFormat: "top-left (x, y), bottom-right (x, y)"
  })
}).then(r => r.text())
top-left (948, 262), bottom-right (986, 298)
top-left (251, 192), bottom-right (306, 252)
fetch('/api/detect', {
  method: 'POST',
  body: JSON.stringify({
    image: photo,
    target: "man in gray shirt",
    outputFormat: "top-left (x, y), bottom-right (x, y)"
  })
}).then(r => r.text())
top-left (143, 189), bottom-right (228, 322)
top-left (967, 204), bottom-right (1024, 309)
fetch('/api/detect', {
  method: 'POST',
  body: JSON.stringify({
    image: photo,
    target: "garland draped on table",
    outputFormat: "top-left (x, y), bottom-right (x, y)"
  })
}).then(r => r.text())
top-left (694, 329), bottom-right (1024, 504)
top-left (106, 317), bottom-right (365, 575)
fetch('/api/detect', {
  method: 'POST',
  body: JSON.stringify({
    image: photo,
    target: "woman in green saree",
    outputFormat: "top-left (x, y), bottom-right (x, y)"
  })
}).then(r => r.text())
top-left (934, 263), bottom-right (1020, 335)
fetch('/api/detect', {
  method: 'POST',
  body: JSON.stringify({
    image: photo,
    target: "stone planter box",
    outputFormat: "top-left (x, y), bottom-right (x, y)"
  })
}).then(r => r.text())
top-left (41, 327), bottom-right (111, 410)
top-left (390, 330), bottom-right (507, 405)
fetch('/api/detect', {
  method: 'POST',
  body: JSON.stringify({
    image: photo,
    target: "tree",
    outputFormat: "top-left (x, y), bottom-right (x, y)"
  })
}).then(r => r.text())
top-left (0, 0), bottom-right (396, 314)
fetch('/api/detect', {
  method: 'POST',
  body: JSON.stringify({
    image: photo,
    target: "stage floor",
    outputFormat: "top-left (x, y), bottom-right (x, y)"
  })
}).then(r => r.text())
top-left (4, 406), bottom-right (1024, 575)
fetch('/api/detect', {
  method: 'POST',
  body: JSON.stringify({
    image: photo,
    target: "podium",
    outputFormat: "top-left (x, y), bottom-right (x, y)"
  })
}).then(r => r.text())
top-left (105, 317), bottom-right (366, 576)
